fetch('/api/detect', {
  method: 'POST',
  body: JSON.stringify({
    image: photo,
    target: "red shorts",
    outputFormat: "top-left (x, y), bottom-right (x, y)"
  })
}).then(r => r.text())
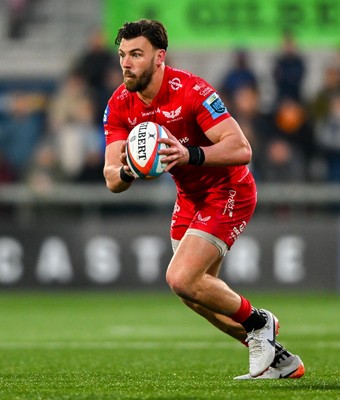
top-left (170, 171), bottom-right (257, 250)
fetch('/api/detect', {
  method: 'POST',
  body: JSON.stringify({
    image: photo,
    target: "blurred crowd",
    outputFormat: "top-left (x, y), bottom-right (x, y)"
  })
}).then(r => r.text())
top-left (1, 31), bottom-right (340, 189)
top-left (219, 34), bottom-right (340, 184)
top-left (0, 29), bottom-right (121, 189)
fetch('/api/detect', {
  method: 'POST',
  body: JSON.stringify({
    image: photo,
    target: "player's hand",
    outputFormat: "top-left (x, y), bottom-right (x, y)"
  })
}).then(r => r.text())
top-left (119, 141), bottom-right (135, 177)
top-left (158, 127), bottom-right (189, 171)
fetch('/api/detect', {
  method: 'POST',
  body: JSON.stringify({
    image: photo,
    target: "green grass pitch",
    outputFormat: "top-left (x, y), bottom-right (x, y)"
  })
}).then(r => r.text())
top-left (0, 291), bottom-right (339, 399)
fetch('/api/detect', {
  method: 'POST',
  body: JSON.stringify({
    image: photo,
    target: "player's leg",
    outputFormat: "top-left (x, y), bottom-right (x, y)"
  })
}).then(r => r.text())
top-left (182, 295), bottom-right (304, 379)
top-left (170, 238), bottom-right (304, 379)
top-left (166, 233), bottom-right (242, 315)
top-left (181, 299), bottom-right (246, 340)
top-left (176, 249), bottom-right (247, 341)
top-left (166, 232), bottom-right (277, 377)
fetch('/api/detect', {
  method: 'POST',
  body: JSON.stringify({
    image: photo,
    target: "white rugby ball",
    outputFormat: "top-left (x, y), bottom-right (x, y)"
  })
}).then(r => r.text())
top-left (126, 122), bottom-right (168, 179)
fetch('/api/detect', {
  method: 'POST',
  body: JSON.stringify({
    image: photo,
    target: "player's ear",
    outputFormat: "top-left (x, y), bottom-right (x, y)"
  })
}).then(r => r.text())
top-left (156, 49), bottom-right (166, 65)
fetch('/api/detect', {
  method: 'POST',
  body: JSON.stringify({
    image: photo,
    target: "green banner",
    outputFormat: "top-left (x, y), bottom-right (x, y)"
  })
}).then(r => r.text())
top-left (103, 0), bottom-right (340, 49)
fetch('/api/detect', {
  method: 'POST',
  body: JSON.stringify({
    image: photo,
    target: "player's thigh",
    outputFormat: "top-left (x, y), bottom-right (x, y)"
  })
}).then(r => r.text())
top-left (207, 254), bottom-right (224, 277)
top-left (171, 236), bottom-right (223, 279)
top-left (167, 233), bottom-right (221, 284)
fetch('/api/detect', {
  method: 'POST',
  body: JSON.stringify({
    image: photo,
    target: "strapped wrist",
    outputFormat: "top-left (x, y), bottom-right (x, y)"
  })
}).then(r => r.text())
top-left (187, 146), bottom-right (205, 166)
top-left (120, 167), bottom-right (135, 183)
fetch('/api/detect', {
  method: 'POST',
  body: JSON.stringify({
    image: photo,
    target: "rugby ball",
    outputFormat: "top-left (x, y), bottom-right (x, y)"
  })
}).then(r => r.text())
top-left (126, 122), bottom-right (168, 179)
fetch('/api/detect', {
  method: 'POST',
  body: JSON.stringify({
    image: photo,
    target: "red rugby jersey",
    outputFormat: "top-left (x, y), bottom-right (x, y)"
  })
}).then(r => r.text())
top-left (104, 65), bottom-right (250, 197)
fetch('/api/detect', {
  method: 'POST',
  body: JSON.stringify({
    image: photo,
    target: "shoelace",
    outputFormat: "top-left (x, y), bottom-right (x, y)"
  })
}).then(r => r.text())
top-left (245, 331), bottom-right (265, 357)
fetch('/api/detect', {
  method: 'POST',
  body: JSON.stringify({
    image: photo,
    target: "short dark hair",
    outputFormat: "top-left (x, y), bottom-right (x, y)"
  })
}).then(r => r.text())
top-left (115, 19), bottom-right (168, 51)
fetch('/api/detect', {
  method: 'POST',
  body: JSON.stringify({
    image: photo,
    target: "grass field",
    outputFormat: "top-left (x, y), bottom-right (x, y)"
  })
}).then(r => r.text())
top-left (0, 291), bottom-right (339, 400)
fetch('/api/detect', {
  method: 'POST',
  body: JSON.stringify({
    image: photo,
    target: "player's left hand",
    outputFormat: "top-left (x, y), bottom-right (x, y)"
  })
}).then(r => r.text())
top-left (119, 141), bottom-right (128, 166)
top-left (158, 127), bottom-right (189, 171)
top-left (119, 140), bottom-right (135, 178)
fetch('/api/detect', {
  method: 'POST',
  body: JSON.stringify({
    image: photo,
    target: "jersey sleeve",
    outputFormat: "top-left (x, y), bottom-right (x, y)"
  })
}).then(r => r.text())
top-left (189, 77), bottom-right (231, 132)
top-left (103, 95), bottom-right (129, 146)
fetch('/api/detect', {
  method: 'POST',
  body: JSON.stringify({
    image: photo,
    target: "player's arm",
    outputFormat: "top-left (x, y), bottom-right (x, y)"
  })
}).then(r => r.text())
top-left (159, 117), bottom-right (252, 171)
top-left (201, 117), bottom-right (252, 166)
top-left (103, 140), bottom-right (135, 193)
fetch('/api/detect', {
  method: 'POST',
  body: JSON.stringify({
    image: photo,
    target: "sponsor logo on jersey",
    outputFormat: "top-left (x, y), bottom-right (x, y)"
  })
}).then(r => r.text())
top-left (223, 190), bottom-right (237, 217)
top-left (128, 117), bottom-right (137, 126)
top-left (169, 78), bottom-right (182, 90)
top-left (229, 221), bottom-right (247, 242)
top-left (162, 106), bottom-right (182, 119)
top-left (196, 213), bottom-right (211, 225)
top-left (117, 89), bottom-right (129, 100)
top-left (193, 83), bottom-right (214, 97)
top-left (173, 202), bottom-right (180, 214)
top-left (103, 105), bottom-right (109, 124)
top-left (203, 92), bottom-right (228, 119)
top-left (141, 108), bottom-right (161, 117)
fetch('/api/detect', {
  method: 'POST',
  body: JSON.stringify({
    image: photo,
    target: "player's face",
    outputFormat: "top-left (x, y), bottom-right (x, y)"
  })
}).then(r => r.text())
top-left (119, 37), bottom-right (158, 93)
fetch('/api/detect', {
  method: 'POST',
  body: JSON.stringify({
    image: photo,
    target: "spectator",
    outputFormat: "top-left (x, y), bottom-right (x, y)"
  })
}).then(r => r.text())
top-left (6, 0), bottom-right (29, 39)
top-left (72, 29), bottom-right (118, 124)
top-left (97, 63), bottom-right (123, 122)
top-left (26, 140), bottom-right (59, 190)
top-left (47, 70), bottom-right (104, 182)
top-left (315, 93), bottom-right (340, 182)
top-left (0, 91), bottom-right (46, 181)
top-left (331, 46), bottom-right (340, 71)
top-left (48, 70), bottom-right (93, 132)
top-left (262, 139), bottom-right (306, 182)
top-left (262, 98), bottom-right (314, 182)
top-left (0, 153), bottom-right (14, 183)
top-left (219, 49), bottom-right (258, 106)
top-left (231, 85), bottom-right (272, 180)
top-left (309, 64), bottom-right (340, 123)
top-left (272, 33), bottom-right (306, 104)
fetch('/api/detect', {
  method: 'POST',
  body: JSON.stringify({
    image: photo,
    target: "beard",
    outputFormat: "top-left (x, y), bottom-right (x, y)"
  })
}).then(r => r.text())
top-left (123, 61), bottom-right (155, 93)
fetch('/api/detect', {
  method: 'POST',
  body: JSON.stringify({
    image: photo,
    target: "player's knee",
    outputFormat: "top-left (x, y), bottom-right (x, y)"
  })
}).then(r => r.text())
top-left (166, 269), bottom-right (184, 295)
top-left (166, 269), bottom-right (197, 300)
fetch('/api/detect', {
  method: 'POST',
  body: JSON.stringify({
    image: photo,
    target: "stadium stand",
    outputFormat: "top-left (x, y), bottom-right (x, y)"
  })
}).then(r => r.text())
top-left (0, 1), bottom-right (340, 213)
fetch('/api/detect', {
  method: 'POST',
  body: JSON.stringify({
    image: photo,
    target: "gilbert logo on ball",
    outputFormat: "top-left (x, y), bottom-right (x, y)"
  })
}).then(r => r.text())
top-left (126, 121), bottom-right (168, 179)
